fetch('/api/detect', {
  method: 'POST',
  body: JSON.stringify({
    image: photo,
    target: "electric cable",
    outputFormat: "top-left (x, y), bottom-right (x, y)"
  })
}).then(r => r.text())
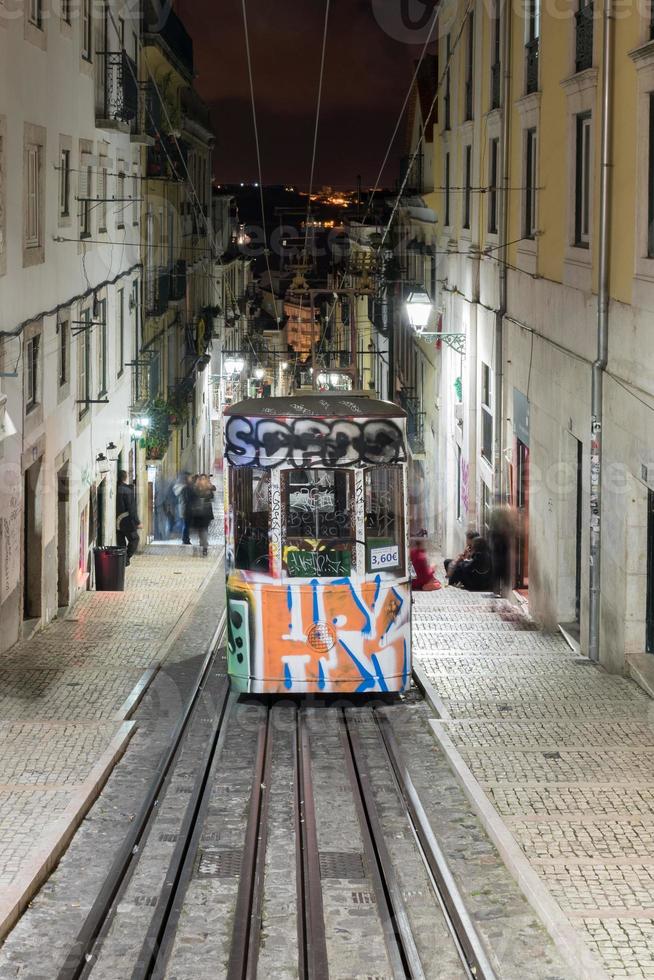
top-left (303, 0), bottom-right (331, 260)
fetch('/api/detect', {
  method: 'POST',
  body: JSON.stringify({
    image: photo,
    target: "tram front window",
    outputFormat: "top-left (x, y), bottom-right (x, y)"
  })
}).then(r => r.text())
top-left (231, 467), bottom-right (270, 572)
top-left (283, 469), bottom-right (354, 578)
top-left (365, 467), bottom-right (405, 575)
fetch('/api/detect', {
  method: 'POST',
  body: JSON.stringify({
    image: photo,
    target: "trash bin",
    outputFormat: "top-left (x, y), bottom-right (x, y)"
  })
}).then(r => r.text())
top-left (94, 546), bottom-right (127, 592)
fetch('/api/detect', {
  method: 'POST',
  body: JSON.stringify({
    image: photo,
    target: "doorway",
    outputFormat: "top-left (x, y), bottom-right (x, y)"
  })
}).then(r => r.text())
top-left (515, 440), bottom-right (529, 589)
top-left (57, 462), bottom-right (70, 609)
top-left (574, 439), bottom-right (583, 623)
top-left (97, 479), bottom-right (106, 548)
top-left (23, 457), bottom-right (43, 621)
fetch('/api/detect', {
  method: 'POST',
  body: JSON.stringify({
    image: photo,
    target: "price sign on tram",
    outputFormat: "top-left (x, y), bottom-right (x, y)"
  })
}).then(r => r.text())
top-left (370, 545), bottom-right (400, 570)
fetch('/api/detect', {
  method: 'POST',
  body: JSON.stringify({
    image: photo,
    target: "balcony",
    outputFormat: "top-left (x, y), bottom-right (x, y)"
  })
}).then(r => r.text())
top-left (145, 268), bottom-right (171, 318)
top-left (575, 4), bottom-right (593, 73)
top-left (169, 260), bottom-right (187, 301)
top-left (399, 392), bottom-right (425, 455)
top-left (144, 2), bottom-right (193, 77)
top-left (490, 61), bottom-right (501, 110)
top-left (525, 39), bottom-right (539, 94)
top-left (96, 51), bottom-right (138, 130)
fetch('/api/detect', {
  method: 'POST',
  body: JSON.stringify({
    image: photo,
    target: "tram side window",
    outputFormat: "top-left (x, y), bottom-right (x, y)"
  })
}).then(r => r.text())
top-left (283, 468), bottom-right (354, 578)
top-left (365, 467), bottom-right (405, 574)
top-left (230, 467), bottom-right (270, 572)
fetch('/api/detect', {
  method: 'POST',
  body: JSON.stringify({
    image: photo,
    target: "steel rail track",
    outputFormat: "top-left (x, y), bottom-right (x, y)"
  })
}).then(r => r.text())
top-left (56, 610), bottom-right (228, 980)
top-left (374, 708), bottom-right (498, 980)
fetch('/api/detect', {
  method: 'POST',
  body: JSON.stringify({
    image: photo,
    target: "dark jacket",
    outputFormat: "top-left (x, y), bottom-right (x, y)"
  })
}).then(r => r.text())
top-left (188, 487), bottom-right (214, 529)
top-left (449, 551), bottom-right (494, 592)
top-left (116, 482), bottom-right (139, 533)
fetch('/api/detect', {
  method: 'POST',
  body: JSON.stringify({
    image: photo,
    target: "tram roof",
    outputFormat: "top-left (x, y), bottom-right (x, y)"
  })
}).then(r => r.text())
top-left (224, 394), bottom-right (407, 420)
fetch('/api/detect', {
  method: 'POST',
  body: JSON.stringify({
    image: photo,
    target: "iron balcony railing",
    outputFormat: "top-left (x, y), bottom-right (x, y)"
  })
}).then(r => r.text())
top-left (490, 61), bottom-right (501, 110)
top-left (145, 268), bottom-right (170, 318)
top-left (99, 51), bottom-right (138, 123)
top-left (169, 259), bottom-right (187, 301)
top-left (399, 392), bottom-right (426, 455)
top-left (525, 38), bottom-right (539, 94)
top-left (144, 2), bottom-right (194, 75)
top-left (575, 4), bottom-right (593, 72)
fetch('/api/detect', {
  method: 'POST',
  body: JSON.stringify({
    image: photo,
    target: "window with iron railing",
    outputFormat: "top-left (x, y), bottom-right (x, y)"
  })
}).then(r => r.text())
top-left (463, 145), bottom-right (472, 230)
top-left (524, 128), bottom-right (538, 239)
top-left (490, 7), bottom-right (501, 109)
top-left (481, 362), bottom-right (493, 462)
top-left (525, 0), bottom-right (540, 93)
top-left (464, 12), bottom-right (474, 121)
top-left (575, 0), bottom-right (593, 72)
top-left (445, 152), bottom-right (451, 226)
top-left (574, 112), bottom-right (591, 247)
top-left (444, 34), bottom-right (451, 131)
top-left (488, 137), bottom-right (499, 234)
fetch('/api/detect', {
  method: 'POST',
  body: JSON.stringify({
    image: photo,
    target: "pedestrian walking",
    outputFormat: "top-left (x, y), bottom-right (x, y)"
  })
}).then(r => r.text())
top-left (116, 470), bottom-right (142, 565)
top-left (174, 471), bottom-right (193, 544)
top-left (187, 474), bottom-right (214, 556)
top-left (489, 505), bottom-right (517, 596)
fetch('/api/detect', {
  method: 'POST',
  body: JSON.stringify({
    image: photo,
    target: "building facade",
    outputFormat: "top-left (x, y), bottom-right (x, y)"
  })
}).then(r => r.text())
top-left (0, 0), bottom-right (144, 653)
top-left (420, 0), bottom-right (654, 672)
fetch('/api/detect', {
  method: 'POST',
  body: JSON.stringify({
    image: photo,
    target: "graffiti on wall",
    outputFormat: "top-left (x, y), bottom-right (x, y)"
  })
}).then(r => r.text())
top-left (461, 457), bottom-right (470, 516)
top-left (225, 415), bottom-right (406, 469)
top-left (227, 572), bottom-right (410, 694)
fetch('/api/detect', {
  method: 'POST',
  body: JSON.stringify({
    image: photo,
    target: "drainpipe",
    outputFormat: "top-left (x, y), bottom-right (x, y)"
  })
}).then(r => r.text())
top-left (494, 0), bottom-right (512, 503)
top-left (589, 0), bottom-right (613, 663)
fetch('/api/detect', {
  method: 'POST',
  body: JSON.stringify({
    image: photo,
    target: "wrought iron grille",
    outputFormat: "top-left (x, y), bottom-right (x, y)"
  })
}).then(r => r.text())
top-left (101, 51), bottom-right (138, 122)
top-left (399, 154), bottom-right (423, 195)
top-left (399, 392), bottom-right (425, 455)
top-left (145, 268), bottom-right (170, 317)
top-left (490, 61), bottom-right (501, 110)
top-left (169, 259), bottom-right (187, 301)
top-left (525, 39), bottom-right (539, 94)
top-left (575, 4), bottom-right (593, 73)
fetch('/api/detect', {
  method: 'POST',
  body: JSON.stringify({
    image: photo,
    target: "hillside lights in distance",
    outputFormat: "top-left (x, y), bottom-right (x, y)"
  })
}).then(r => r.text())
top-left (405, 288), bottom-right (433, 331)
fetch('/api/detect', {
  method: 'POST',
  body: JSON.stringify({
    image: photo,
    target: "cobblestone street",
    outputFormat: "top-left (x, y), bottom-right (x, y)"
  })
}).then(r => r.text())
top-left (414, 584), bottom-right (654, 979)
top-left (0, 541), bottom-right (221, 940)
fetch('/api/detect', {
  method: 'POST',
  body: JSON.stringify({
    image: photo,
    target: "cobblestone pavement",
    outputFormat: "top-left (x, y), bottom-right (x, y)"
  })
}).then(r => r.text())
top-left (414, 583), bottom-right (654, 979)
top-left (0, 531), bottom-right (222, 938)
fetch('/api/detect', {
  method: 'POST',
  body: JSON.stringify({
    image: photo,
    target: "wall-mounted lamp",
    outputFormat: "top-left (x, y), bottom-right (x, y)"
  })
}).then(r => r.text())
top-left (95, 453), bottom-right (111, 475)
top-left (106, 442), bottom-right (119, 461)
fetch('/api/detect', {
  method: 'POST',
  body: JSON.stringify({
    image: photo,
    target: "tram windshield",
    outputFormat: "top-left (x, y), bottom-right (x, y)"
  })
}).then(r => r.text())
top-left (231, 468), bottom-right (270, 572)
top-left (283, 469), bottom-right (354, 578)
top-left (365, 467), bottom-right (405, 575)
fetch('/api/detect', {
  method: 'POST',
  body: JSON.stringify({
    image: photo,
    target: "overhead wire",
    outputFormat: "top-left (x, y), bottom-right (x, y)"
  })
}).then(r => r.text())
top-left (303, 0), bottom-right (331, 260)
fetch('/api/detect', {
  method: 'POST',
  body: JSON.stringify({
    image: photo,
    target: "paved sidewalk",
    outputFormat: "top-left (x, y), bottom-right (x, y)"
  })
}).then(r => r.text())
top-left (0, 541), bottom-right (221, 939)
top-left (413, 584), bottom-right (654, 980)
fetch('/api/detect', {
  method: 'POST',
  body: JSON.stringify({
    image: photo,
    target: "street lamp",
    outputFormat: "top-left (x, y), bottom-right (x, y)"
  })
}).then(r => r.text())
top-left (254, 367), bottom-right (265, 380)
top-left (405, 287), bottom-right (433, 331)
top-left (224, 357), bottom-right (245, 375)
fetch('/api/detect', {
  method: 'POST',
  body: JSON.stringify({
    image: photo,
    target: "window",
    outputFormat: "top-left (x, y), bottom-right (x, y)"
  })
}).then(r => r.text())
top-left (59, 149), bottom-right (70, 218)
top-left (82, 0), bottom-right (92, 60)
top-left (97, 300), bottom-right (107, 396)
top-left (78, 310), bottom-right (91, 418)
top-left (79, 505), bottom-right (89, 572)
top-left (116, 168), bottom-right (125, 229)
top-left (445, 152), bottom-right (451, 226)
top-left (25, 144), bottom-right (41, 248)
top-left (28, 0), bottom-right (42, 28)
top-left (80, 160), bottom-right (92, 238)
top-left (525, 127), bottom-right (537, 239)
top-left (465, 12), bottom-right (474, 121)
top-left (575, 0), bottom-right (593, 73)
top-left (488, 137), bottom-right (499, 234)
top-left (525, 0), bottom-right (540, 94)
top-left (283, 469), bottom-right (354, 578)
top-left (58, 319), bottom-right (69, 386)
top-left (231, 468), bottom-right (270, 572)
top-left (132, 172), bottom-right (139, 225)
top-left (365, 467), bottom-right (405, 575)
top-left (444, 34), bottom-right (451, 131)
top-left (117, 289), bottom-right (125, 376)
top-left (26, 335), bottom-right (40, 412)
top-left (574, 112), bottom-right (591, 247)
top-left (649, 93), bottom-right (654, 257)
top-left (0, 133), bottom-right (6, 267)
top-left (463, 145), bottom-right (472, 230)
top-left (481, 362), bottom-right (493, 462)
top-left (62, 0), bottom-right (71, 24)
top-left (490, 6), bottom-right (501, 110)
top-left (98, 166), bottom-right (107, 232)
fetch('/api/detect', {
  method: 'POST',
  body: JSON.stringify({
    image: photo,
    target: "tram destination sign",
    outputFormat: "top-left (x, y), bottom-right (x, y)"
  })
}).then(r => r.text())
top-left (369, 545), bottom-right (400, 570)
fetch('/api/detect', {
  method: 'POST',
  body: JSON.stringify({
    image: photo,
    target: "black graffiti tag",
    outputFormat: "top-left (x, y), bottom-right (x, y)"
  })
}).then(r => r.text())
top-left (224, 416), bottom-right (406, 469)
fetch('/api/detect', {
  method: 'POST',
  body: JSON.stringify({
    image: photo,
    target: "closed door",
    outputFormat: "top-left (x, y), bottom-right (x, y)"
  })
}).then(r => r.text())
top-left (57, 463), bottom-right (70, 608)
top-left (515, 440), bottom-right (529, 589)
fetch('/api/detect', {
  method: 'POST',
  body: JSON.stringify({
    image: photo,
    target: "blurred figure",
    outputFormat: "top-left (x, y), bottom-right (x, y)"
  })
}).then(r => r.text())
top-left (410, 538), bottom-right (442, 592)
top-left (187, 474), bottom-right (215, 556)
top-left (489, 506), bottom-right (517, 596)
top-left (173, 471), bottom-right (193, 544)
top-left (116, 470), bottom-right (142, 565)
top-left (447, 536), bottom-right (494, 592)
top-left (444, 529), bottom-right (479, 580)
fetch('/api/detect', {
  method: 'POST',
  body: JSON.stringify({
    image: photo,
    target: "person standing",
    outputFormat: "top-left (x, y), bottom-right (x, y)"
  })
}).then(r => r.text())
top-left (116, 470), bottom-right (142, 565)
top-left (188, 474), bottom-right (214, 556)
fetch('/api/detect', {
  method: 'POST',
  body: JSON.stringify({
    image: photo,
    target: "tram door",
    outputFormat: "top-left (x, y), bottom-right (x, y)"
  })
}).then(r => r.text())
top-left (283, 469), bottom-right (354, 579)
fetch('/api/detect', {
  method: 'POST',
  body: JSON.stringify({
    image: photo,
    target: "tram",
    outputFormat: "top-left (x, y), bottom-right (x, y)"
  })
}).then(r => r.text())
top-left (223, 394), bottom-right (411, 694)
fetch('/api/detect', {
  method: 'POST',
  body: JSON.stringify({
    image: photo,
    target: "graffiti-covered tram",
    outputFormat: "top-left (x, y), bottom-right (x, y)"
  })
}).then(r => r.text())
top-left (223, 394), bottom-right (411, 694)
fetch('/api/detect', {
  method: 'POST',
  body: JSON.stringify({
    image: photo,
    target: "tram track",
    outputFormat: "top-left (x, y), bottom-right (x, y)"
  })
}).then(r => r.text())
top-left (54, 671), bottom-right (496, 979)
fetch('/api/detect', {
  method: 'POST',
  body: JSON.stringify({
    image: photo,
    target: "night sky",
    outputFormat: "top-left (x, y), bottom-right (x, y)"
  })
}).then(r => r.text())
top-left (175, 0), bottom-right (431, 189)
